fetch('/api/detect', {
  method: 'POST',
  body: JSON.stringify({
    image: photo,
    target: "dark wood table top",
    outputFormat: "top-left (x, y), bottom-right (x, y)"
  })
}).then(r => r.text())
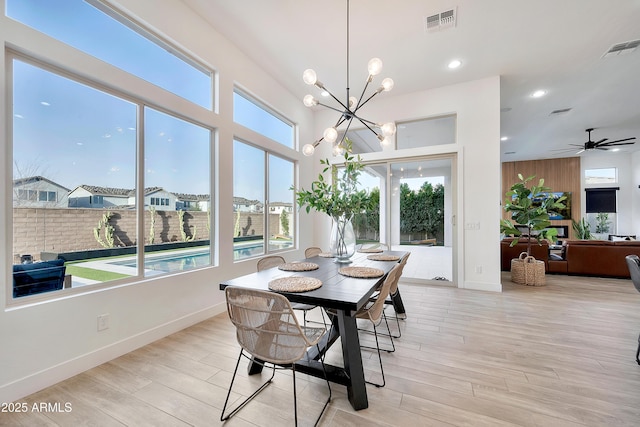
top-left (220, 251), bottom-right (407, 313)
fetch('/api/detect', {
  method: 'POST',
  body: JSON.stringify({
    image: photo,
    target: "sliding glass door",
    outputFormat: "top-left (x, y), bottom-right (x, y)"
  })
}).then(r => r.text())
top-left (357, 157), bottom-right (456, 283)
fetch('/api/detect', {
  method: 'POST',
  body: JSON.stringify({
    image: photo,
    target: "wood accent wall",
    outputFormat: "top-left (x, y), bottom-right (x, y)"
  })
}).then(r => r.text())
top-left (502, 158), bottom-right (581, 239)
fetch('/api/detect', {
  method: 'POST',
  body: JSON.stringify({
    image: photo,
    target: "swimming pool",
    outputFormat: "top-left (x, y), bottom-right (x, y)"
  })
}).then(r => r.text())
top-left (109, 240), bottom-right (293, 273)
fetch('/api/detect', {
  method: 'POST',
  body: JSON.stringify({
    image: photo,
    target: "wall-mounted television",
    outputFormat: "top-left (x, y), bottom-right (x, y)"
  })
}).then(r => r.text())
top-left (531, 192), bottom-right (572, 220)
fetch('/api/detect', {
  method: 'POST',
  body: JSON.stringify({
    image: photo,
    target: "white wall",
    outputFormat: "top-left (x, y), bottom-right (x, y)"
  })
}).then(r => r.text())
top-left (633, 152), bottom-right (640, 238)
top-left (581, 153), bottom-right (637, 236)
top-left (314, 77), bottom-right (502, 292)
top-left (0, 0), bottom-right (501, 403)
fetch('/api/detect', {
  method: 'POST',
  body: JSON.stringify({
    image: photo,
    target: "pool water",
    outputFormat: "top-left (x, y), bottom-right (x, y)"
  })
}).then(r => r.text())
top-left (110, 241), bottom-right (292, 273)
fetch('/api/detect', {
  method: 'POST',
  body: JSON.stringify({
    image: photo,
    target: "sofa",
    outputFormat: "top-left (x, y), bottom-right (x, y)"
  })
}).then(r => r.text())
top-left (547, 239), bottom-right (640, 278)
top-left (500, 238), bottom-right (550, 271)
top-left (13, 259), bottom-right (66, 298)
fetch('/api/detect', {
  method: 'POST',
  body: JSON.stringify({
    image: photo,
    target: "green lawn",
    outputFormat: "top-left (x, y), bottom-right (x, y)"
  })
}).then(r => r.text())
top-left (65, 265), bottom-right (131, 282)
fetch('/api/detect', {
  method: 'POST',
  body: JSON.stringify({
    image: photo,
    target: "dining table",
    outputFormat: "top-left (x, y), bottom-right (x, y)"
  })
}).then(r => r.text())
top-left (219, 249), bottom-right (408, 411)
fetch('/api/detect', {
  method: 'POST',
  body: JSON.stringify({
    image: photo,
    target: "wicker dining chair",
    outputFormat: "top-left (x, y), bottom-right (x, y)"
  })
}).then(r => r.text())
top-left (305, 247), bottom-right (323, 258)
top-left (256, 255), bottom-right (286, 271)
top-left (256, 256), bottom-right (327, 327)
top-left (625, 255), bottom-right (640, 365)
top-left (384, 252), bottom-right (411, 337)
top-left (221, 287), bottom-right (331, 426)
top-left (328, 263), bottom-right (400, 388)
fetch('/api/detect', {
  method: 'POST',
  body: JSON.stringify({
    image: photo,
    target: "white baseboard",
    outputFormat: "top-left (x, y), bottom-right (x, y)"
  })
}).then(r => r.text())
top-left (463, 280), bottom-right (502, 292)
top-left (0, 303), bottom-right (227, 403)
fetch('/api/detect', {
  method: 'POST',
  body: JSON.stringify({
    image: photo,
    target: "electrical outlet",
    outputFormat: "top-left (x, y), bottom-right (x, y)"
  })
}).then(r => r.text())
top-left (97, 313), bottom-right (110, 331)
top-left (465, 222), bottom-right (480, 230)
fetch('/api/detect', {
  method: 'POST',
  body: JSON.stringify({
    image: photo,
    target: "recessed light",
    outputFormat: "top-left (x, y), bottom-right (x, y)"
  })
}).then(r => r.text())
top-left (448, 59), bottom-right (462, 69)
top-left (501, 136), bottom-right (508, 141)
top-left (531, 90), bottom-right (547, 98)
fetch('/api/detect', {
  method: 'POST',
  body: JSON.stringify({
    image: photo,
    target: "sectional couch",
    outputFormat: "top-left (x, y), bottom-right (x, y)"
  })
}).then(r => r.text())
top-left (548, 239), bottom-right (640, 278)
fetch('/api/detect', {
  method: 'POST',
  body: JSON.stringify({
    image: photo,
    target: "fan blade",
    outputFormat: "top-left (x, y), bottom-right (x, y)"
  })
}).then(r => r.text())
top-left (598, 137), bottom-right (636, 146)
top-left (596, 147), bottom-right (609, 150)
top-left (568, 144), bottom-right (585, 147)
top-left (576, 149), bottom-right (585, 154)
top-left (602, 141), bottom-right (636, 147)
top-left (595, 138), bottom-right (608, 144)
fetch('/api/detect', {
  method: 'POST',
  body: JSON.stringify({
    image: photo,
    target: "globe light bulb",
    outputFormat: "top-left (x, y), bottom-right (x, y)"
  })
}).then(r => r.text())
top-left (381, 122), bottom-right (397, 136)
top-left (381, 78), bottom-right (394, 92)
top-left (379, 136), bottom-right (392, 147)
top-left (348, 96), bottom-right (358, 109)
top-left (323, 127), bottom-right (338, 143)
top-left (367, 58), bottom-right (383, 76)
top-left (302, 69), bottom-right (317, 85)
top-left (302, 143), bottom-right (316, 156)
top-left (333, 143), bottom-right (345, 156)
top-left (303, 94), bottom-right (317, 107)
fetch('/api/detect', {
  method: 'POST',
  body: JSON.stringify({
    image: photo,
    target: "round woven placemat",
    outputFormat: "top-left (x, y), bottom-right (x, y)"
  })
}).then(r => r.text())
top-left (268, 276), bottom-right (322, 292)
top-left (358, 248), bottom-right (383, 253)
top-left (339, 266), bottom-right (385, 278)
top-left (277, 262), bottom-right (319, 272)
top-left (318, 252), bottom-right (334, 258)
top-left (367, 254), bottom-right (400, 261)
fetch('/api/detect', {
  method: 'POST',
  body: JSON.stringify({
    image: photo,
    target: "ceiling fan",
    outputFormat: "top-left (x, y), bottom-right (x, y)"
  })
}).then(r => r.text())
top-left (570, 128), bottom-right (636, 154)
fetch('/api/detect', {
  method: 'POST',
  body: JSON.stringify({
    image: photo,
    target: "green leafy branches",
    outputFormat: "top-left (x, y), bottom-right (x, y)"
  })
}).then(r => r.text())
top-left (500, 174), bottom-right (566, 255)
top-left (292, 139), bottom-right (372, 219)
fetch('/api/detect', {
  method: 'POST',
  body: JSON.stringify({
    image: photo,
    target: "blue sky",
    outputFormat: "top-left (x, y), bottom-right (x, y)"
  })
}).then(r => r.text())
top-left (10, 0), bottom-right (293, 202)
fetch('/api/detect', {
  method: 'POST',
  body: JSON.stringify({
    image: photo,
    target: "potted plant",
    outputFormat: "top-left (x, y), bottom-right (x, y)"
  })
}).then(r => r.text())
top-left (572, 218), bottom-right (593, 240)
top-left (293, 139), bottom-right (372, 262)
top-left (500, 174), bottom-right (566, 285)
top-left (594, 212), bottom-right (611, 240)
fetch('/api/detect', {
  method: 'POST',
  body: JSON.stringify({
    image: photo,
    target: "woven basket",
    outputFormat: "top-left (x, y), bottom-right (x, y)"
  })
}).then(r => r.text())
top-left (511, 252), bottom-right (546, 286)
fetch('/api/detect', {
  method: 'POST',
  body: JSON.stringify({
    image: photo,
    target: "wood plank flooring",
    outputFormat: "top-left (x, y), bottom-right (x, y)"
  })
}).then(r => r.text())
top-left (3, 273), bottom-right (640, 426)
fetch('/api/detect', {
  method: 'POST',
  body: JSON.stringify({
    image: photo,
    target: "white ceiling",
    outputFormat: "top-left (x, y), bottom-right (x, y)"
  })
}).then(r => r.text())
top-left (183, 0), bottom-right (640, 162)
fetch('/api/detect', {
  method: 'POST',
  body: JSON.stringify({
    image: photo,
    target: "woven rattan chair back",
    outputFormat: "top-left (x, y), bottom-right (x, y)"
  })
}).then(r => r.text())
top-left (389, 252), bottom-right (410, 295)
top-left (359, 264), bottom-right (401, 324)
top-left (305, 247), bottom-right (323, 258)
top-left (225, 287), bottom-right (321, 364)
top-left (256, 255), bottom-right (285, 272)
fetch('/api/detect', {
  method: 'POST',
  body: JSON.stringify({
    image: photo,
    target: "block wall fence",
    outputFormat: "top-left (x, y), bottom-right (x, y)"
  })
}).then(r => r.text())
top-left (12, 208), bottom-right (281, 262)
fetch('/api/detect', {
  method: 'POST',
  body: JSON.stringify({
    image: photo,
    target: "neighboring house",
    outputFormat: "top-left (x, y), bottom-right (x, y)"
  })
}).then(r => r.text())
top-left (174, 192), bottom-right (210, 211)
top-left (136, 187), bottom-right (178, 211)
top-left (268, 202), bottom-right (293, 215)
top-left (12, 176), bottom-right (70, 208)
top-left (68, 185), bottom-right (131, 208)
top-left (233, 196), bottom-right (263, 213)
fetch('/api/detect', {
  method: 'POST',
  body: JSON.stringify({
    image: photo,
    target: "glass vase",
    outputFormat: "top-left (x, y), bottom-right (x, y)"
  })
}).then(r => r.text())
top-left (330, 215), bottom-right (356, 263)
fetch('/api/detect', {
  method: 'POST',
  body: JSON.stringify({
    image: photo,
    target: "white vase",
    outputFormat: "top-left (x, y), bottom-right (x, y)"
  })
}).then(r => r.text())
top-left (330, 215), bottom-right (356, 263)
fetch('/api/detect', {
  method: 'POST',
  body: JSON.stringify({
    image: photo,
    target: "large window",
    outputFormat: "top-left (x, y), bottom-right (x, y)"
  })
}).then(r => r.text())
top-left (233, 141), bottom-right (294, 260)
top-left (9, 1), bottom-right (214, 300)
top-left (233, 90), bottom-right (294, 148)
top-left (144, 108), bottom-right (212, 276)
top-left (6, 0), bottom-right (213, 109)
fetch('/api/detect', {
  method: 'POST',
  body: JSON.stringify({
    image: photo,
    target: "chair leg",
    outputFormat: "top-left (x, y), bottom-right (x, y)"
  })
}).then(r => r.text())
top-left (365, 323), bottom-right (386, 388)
top-left (636, 333), bottom-right (640, 365)
top-left (220, 349), bottom-right (275, 422)
top-left (292, 366), bottom-right (298, 427)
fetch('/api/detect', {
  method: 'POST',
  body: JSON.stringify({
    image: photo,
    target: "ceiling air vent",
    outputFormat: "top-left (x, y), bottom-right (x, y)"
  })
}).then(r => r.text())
top-left (602, 39), bottom-right (640, 57)
top-left (425, 8), bottom-right (457, 33)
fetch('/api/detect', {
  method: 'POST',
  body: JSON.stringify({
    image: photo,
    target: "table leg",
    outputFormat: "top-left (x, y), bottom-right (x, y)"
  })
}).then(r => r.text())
top-left (337, 309), bottom-right (368, 410)
top-left (391, 290), bottom-right (406, 319)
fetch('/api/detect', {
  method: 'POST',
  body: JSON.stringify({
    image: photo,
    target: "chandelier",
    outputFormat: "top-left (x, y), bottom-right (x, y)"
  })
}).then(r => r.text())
top-left (301, 0), bottom-right (396, 156)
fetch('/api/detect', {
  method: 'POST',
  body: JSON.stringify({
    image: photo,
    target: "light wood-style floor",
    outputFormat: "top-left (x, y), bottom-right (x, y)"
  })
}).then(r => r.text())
top-left (3, 273), bottom-right (640, 426)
